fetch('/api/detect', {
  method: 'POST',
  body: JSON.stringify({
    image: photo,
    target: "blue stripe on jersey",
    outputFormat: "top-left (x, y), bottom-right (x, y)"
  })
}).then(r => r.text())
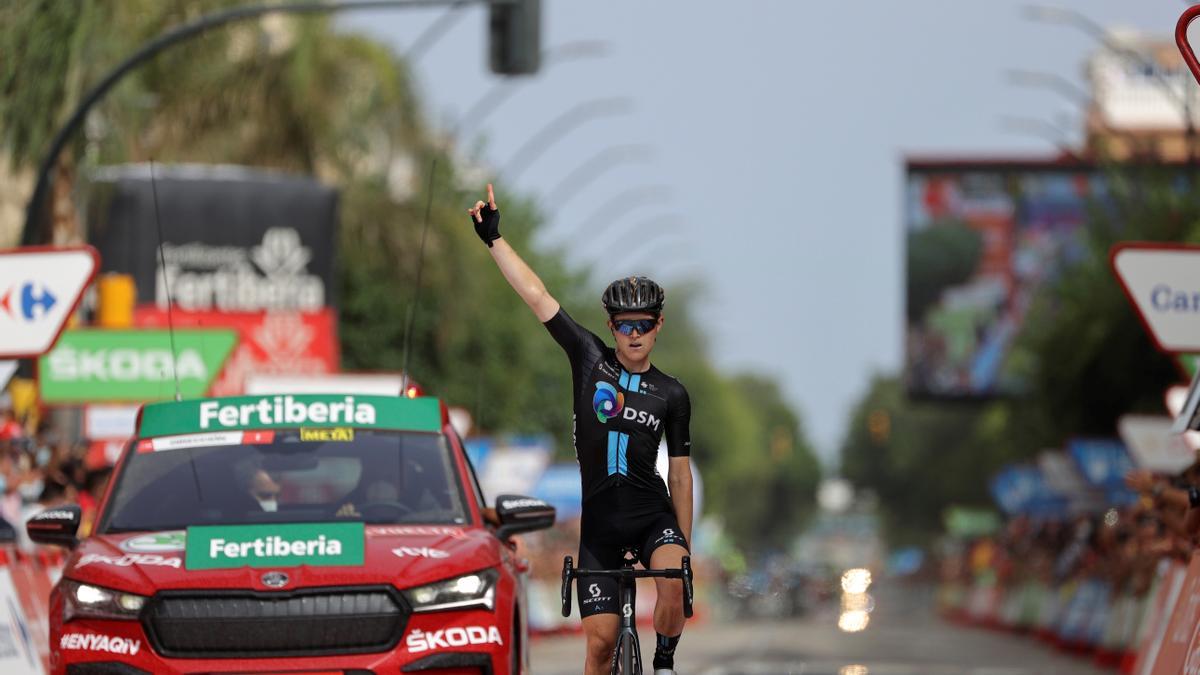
top-left (607, 370), bottom-right (638, 476)
top-left (607, 431), bottom-right (619, 475)
top-left (617, 432), bottom-right (629, 474)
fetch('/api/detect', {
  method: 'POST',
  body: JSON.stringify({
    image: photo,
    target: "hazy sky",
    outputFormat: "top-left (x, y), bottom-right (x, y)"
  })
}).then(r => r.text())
top-left (341, 2), bottom-right (1188, 465)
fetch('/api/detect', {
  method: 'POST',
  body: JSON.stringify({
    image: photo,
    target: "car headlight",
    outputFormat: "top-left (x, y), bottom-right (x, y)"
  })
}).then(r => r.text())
top-left (61, 579), bottom-right (147, 622)
top-left (403, 569), bottom-right (498, 612)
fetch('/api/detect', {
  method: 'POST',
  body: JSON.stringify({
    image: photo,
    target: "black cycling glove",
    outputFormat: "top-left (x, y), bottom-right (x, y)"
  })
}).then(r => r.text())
top-left (472, 204), bottom-right (501, 247)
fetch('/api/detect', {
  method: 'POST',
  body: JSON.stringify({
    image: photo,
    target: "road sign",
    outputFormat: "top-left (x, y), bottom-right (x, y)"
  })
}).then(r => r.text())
top-left (0, 362), bottom-right (15, 392)
top-left (1119, 415), bottom-right (1196, 474)
top-left (1111, 243), bottom-right (1200, 353)
top-left (0, 246), bottom-right (99, 358)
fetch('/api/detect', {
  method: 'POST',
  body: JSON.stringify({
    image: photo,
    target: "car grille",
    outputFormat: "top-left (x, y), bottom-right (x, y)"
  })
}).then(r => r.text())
top-left (143, 587), bottom-right (407, 658)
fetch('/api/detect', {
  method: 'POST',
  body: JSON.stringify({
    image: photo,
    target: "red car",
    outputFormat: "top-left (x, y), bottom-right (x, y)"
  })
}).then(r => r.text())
top-left (27, 393), bottom-right (555, 675)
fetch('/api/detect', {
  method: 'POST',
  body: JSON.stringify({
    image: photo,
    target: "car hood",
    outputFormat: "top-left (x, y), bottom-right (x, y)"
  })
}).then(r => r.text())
top-left (66, 525), bottom-right (501, 594)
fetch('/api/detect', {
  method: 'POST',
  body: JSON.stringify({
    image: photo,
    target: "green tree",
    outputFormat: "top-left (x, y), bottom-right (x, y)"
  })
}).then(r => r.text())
top-left (906, 222), bottom-right (983, 322)
top-left (1, 2), bottom-right (822, 558)
top-left (841, 375), bottom-right (1026, 545)
top-left (845, 165), bottom-right (1200, 545)
top-left (1010, 165), bottom-right (1195, 445)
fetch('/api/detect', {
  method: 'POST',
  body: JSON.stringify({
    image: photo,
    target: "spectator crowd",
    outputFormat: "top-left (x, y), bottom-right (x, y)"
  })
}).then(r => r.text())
top-left (0, 396), bottom-right (112, 551)
top-left (938, 450), bottom-right (1200, 669)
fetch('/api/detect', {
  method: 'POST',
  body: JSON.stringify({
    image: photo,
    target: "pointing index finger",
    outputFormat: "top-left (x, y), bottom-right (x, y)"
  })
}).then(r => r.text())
top-left (487, 183), bottom-right (497, 209)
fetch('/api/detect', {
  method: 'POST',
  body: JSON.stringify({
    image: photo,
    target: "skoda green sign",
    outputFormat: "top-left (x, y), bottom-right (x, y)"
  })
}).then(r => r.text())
top-left (38, 329), bottom-right (237, 403)
top-left (185, 522), bottom-right (364, 570)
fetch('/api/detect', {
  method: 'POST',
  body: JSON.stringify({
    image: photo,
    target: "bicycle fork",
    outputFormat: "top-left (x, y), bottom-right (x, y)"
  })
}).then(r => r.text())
top-left (612, 569), bottom-right (642, 674)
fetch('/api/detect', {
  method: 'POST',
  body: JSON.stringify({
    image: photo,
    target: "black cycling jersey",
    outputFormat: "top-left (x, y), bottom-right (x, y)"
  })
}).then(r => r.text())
top-left (544, 308), bottom-right (691, 503)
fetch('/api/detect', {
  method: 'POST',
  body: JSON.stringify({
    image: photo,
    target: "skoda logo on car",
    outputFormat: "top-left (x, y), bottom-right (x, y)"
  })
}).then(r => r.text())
top-left (260, 571), bottom-right (289, 589)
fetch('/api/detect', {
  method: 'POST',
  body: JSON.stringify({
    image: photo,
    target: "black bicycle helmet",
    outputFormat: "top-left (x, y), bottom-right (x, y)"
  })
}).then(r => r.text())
top-left (601, 276), bottom-right (665, 316)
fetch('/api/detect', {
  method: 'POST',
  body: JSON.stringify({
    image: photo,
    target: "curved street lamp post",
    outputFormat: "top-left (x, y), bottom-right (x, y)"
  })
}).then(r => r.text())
top-left (21, 0), bottom-right (520, 247)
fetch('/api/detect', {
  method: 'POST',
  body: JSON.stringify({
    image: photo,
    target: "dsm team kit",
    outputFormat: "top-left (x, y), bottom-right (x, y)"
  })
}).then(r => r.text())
top-left (469, 184), bottom-right (695, 675)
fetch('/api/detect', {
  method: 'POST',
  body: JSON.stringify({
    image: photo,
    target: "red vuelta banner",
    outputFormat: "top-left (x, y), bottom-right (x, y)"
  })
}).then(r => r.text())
top-left (1132, 560), bottom-right (1187, 675)
top-left (0, 548), bottom-right (64, 674)
top-left (1147, 553), bottom-right (1200, 675)
top-left (133, 307), bottom-right (339, 396)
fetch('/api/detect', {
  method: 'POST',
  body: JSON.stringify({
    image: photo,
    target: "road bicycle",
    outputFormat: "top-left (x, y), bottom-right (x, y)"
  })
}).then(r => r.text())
top-left (561, 548), bottom-right (694, 674)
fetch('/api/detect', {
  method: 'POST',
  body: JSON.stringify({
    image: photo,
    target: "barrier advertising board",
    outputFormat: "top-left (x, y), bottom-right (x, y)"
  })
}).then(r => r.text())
top-left (1148, 553), bottom-right (1200, 674)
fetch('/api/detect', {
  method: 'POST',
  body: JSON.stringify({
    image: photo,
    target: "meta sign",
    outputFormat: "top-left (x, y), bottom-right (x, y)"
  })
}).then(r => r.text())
top-left (0, 246), bottom-right (99, 358)
top-left (1111, 243), bottom-right (1200, 353)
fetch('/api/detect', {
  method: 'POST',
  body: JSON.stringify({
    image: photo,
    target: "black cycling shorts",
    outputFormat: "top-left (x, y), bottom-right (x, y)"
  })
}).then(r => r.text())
top-left (576, 485), bottom-right (689, 618)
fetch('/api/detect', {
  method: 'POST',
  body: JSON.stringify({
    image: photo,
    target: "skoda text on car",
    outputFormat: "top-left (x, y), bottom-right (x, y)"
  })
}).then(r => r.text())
top-left (28, 393), bottom-right (555, 675)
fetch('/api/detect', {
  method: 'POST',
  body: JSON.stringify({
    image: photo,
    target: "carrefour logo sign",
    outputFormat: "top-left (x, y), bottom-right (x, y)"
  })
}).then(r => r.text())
top-left (0, 281), bottom-right (56, 321)
top-left (200, 395), bottom-right (377, 429)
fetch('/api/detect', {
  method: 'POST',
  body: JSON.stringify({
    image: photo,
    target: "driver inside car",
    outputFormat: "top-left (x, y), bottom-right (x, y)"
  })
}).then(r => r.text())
top-left (334, 452), bottom-right (450, 520)
top-left (336, 479), bottom-right (402, 518)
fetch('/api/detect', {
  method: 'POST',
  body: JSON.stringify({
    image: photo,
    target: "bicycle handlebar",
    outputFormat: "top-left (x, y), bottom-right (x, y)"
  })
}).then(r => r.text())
top-left (568, 567), bottom-right (687, 579)
top-left (560, 555), bottom-right (694, 619)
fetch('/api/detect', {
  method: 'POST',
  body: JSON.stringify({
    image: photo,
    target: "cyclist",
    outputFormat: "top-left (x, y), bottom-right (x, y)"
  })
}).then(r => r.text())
top-left (469, 185), bottom-right (692, 675)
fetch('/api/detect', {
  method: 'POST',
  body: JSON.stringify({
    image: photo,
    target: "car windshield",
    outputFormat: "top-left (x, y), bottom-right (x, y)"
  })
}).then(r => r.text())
top-left (97, 429), bottom-right (468, 533)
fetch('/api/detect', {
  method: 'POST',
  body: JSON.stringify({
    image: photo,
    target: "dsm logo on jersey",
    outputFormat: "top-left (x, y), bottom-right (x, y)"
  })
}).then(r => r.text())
top-left (621, 407), bottom-right (661, 431)
top-left (592, 383), bottom-right (661, 431)
top-left (592, 382), bottom-right (624, 422)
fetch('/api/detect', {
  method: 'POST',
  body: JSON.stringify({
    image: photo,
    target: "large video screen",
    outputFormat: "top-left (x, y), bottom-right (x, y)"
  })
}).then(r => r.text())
top-left (905, 161), bottom-right (1096, 398)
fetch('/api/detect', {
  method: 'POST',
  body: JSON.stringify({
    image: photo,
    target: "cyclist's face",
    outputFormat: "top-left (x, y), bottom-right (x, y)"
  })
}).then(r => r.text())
top-left (608, 312), bottom-right (662, 361)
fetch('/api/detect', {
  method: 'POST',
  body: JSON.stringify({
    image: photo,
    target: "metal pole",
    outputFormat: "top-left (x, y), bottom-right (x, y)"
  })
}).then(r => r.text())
top-left (406, 1), bottom-right (472, 63)
top-left (499, 97), bottom-right (634, 181)
top-left (548, 185), bottom-right (672, 253)
top-left (1005, 69), bottom-right (1091, 108)
top-left (453, 40), bottom-right (611, 139)
top-left (544, 144), bottom-right (654, 212)
top-left (997, 115), bottom-right (1082, 160)
top-left (592, 214), bottom-right (684, 262)
top-left (1025, 5), bottom-right (1195, 161)
top-left (21, 0), bottom-right (495, 247)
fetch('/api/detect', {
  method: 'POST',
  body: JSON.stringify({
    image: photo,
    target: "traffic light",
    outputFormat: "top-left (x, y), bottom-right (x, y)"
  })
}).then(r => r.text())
top-left (489, 0), bottom-right (540, 76)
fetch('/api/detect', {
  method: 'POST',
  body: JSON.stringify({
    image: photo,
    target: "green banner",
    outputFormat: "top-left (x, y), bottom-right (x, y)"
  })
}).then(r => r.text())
top-left (1179, 354), bottom-right (1200, 379)
top-left (186, 522), bottom-right (364, 570)
top-left (943, 506), bottom-right (1001, 538)
top-left (138, 394), bottom-right (442, 438)
top-left (38, 329), bottom-right (237, 403)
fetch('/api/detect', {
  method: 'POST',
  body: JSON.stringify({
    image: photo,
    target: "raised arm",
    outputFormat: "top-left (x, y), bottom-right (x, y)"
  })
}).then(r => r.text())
top-left (468, 184), bottom-right (560, 322)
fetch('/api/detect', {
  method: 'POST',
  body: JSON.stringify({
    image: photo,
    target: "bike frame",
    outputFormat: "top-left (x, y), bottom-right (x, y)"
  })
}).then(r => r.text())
top-left (561, 553), bottom-right (693, 675)
top-left (614, 560), bottom-right (641, 674)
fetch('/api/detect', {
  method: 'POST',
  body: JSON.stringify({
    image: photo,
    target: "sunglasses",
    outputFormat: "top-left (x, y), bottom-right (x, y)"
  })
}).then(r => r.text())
top-left (612, 318), bottom-right (658, 336)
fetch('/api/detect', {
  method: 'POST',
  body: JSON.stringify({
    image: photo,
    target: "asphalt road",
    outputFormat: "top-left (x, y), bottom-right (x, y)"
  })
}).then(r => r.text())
top-left (529, 586), bottom-right (1107, 675)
